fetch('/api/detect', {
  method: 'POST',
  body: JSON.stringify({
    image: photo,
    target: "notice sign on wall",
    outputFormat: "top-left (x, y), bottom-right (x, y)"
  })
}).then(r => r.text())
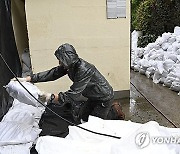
top-left (107, 0), bottom-right (126, 19)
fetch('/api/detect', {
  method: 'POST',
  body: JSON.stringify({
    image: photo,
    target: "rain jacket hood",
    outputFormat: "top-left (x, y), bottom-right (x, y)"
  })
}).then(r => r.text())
top-left (55, 43), bottom-right (79, 69)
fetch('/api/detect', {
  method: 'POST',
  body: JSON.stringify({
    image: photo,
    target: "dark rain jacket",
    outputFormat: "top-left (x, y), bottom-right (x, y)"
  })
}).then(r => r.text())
top-left (30, 43), bottom-right (114, 106)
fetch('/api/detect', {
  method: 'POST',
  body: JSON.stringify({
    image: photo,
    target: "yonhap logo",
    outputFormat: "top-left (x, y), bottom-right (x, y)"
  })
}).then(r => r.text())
top-left (135, 132), bottom-right (150, 148)
top-left (135, 132), bottom-right (180, 148)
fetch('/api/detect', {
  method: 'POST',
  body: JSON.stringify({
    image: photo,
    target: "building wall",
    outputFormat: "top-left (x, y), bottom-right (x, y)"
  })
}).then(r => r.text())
top-left (25, 0), bottom-right (130, 95)
top-left (11, 0), bottom-right (29, 59)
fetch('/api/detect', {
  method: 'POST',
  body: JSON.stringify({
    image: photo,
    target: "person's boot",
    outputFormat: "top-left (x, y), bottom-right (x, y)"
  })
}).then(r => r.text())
top-left (112, 100), bottom-right (125, 120)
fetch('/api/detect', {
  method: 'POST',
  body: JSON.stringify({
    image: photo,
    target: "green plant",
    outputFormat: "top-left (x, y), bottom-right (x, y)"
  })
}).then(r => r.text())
top-left (137, 34), bottom-right (157, 48)
top-left (171, 0), bottom-right (180, 31)
top-left (131, 0), bottom-right (144, 31)
top-left (134, 0), bottom-right (180, 46)
top-left (135, 0), bottom-right (154, 34)
top-left (135, 0), bottom-right (180, 36)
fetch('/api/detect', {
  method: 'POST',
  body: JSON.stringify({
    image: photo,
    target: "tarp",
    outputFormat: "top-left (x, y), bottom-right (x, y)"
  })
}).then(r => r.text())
top-left (36, 116), bottom-right (180, 154)
top-left (38, 103), bottom-right (74, 138)
top-left (0, 0), bottom-right (22, 120)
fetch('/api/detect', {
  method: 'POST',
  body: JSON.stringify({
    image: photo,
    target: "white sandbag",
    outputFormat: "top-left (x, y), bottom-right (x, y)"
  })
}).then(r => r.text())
top-left (176, 60), bottom-right (180, 64)
top-left (0, 143), bottom-right (33, 154)
top-left (160, 76), bottom-right (166, 84)
top-left (161, 42), bottom-right (170, 51)
top-left (168, 36), bottom-right (176, 44)
top-left (131, 57), bottom-right (136, 68)
top-left (5, 81), bottom-right (41, 107)
top-left (11, 99), bottom-right (45, 120)
top-left (157, 48), bottom-right (165, 53)
top-left (145, 43), bottom-right (156, 52)
top-left (135, 48), bottom-right (144, 58)
top-left (145, 67), bottom-right (155, 78)
top-left (176, 35), bottom-right (180, 43)
top-left (149, 60), bottom-right (157, 67)
top-left (176, 55), bottom-right (180, 61)
top-left (148, 50), bottom-right (164, 61)
top-left (131, 63), bottom-right (135, 69)
top-left (0, 121), bottom-right (41, 146)
top-left (146, 49), bottom-right (155, 59)
top-left (155, 49), bottom-right (164, 60)
top-left (163, 76), bottom-right (176, 87)
top-left (149, 53), bottom-right (161, 60)
top-left (167, 45), bottom-right (173, 52)
top-left (173, 72), bottom-right (180, 79)
top-left (134, 65), bottom-right (141, 72)
top-left (146, 66), bottom-right (156, 72)
top-left (143, 49), bottom-right (150, 56)
top-left (168, 54), bottom-right (177, 63)
top-left (164, 52), bottom-right (177, 62)
top-left (2, 110), bottom-right (35, 126)
top-left (155, 36), bottom-right (166, 45)
top-left (161, 32), bottom-right (172, 41)
top-left (163, 59), bottom-right (175, 71)
top-left (132, 57), bottom-right (142, 68)
top-left (153, 60), bottom-right (168, 84)
top-left (2, 99), bottom-right (45, 127)
top-left (153, 44), bottom-right (161, 50)
top-left (176, 49), bottom-right (180, 55)
top-left (162, 70), bottom-right (168, 78)
top-left (159, 70), bottom-right (168, 84)
top-left (139, 59), bottom-right (151, 69)
top-left (174, 26), bottom-right (180, 36)
top-left (170, 81), bottom-right (180, 91)
top-left (168, 71), bottom-right (178, 79)
top-left (156, 61), bottom-right (164, 74)
top-left (131, 30), bottom-right (139, 51)
top-left (169, 64), bottom-right (180, 78)
top-left (172, 42), bottom-right (180, 52)
top-left (1, 100), bottom-right (44, 128)
top-left (153, 72), bottom-right (162, 84)
top-left (139, 68), bottom-right (146, 75)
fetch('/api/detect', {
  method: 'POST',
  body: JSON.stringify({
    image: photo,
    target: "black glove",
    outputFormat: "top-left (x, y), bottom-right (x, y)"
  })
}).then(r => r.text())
top-left (38, 91), bottom-right (56, 105)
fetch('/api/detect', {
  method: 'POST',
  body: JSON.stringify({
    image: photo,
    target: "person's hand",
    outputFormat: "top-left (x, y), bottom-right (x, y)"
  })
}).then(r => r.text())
top-left (38, 91), bottom-right (52, 103)
top-left (11, 76), bottom-right (31, 82)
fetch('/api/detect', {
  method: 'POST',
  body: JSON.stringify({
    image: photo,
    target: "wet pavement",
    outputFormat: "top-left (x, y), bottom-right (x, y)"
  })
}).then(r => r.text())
top-left (120, 70), bottom-right (180, 128)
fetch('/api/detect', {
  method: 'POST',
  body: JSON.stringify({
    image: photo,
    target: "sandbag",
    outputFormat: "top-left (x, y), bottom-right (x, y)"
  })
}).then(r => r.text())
top-left (170, 81), bottom-right (180, 92)
top-left (0, 121), bottom-right (41, 146)
top-left (5, 81), bottom-right (41, 107)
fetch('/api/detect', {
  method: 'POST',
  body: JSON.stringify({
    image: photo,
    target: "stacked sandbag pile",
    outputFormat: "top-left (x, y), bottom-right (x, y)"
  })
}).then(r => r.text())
top-left (0, 81), bottom-right (45, 154)
top-left (131, 26), bottom-right (180, 95)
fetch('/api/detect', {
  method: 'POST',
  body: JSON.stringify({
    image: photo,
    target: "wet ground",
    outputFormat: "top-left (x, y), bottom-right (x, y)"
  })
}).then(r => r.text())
top-left (120, 70), bottom-right (180, 128)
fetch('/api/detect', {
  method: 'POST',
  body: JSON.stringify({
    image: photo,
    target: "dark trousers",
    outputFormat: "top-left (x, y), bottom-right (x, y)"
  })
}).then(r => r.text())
top-left (81, 99), bottom-right (124, 122)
